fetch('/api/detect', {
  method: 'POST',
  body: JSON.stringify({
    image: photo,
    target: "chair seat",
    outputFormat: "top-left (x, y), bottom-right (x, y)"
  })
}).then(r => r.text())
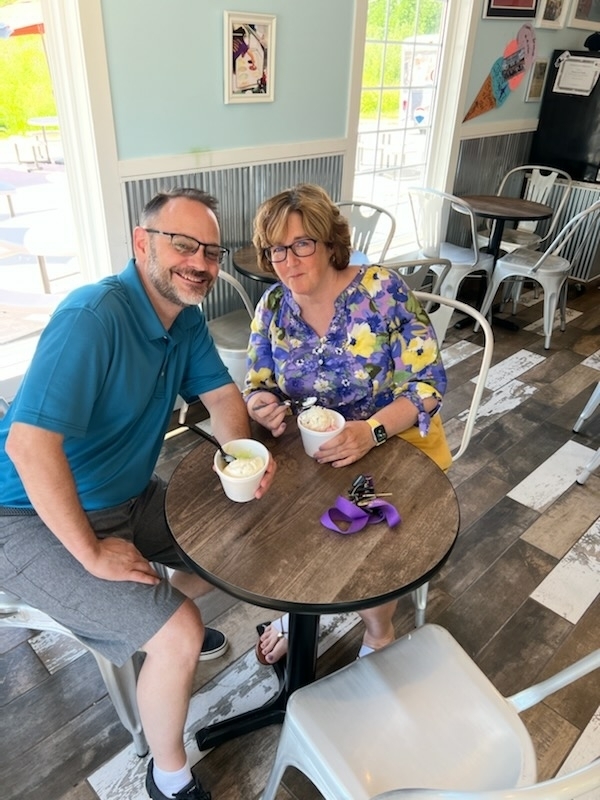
top-left (207, 309), bottom-right (251, 353)
top-left (500, 228), bottom-right (542, 249)
top-left (496, 248), bottom-right (571, 275)
top-left (438, 242), bottom-right (494, 271)
top-left (279, 625), bottom-right (535, 798)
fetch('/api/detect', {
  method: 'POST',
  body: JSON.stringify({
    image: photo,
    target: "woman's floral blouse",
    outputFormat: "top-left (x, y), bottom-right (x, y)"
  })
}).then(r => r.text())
top-left (243, 266), bottom-right (447, 435)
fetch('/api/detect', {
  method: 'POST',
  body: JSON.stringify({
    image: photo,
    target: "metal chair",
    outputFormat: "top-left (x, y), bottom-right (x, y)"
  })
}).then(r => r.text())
top-left (573, 381), bottom-right (600, 486)
top-left (261, 623), bottom-right (600, 800)
top-left (408, 292), bottom-right (493, 625)
top-left (178, 270), bottom-right (255, 424)
top-left (387, 257), bottom-right (451, 294)
top-left (0, 588), bottom-right (148, 756)
top-left (408, 188), bottom-right (494, 303)
top-left (474, 200), bottom-right (600, 350)
top-left (336, 200), bottom-right (396, 263)
top-left (476, 165), bottom-right (573, 254)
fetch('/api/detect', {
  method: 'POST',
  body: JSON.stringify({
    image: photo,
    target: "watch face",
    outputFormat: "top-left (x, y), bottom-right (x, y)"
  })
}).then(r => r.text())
top-left (373, 424), bottom-right (387, 444)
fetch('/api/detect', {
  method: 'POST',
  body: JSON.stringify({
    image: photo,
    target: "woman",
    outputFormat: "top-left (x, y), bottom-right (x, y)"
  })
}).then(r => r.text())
top-left (244, 183), bottom-right (451, 663)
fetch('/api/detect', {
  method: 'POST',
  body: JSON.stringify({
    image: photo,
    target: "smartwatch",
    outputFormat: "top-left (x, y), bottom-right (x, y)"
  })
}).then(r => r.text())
top-left (367, 417), bottom-right (387, 446)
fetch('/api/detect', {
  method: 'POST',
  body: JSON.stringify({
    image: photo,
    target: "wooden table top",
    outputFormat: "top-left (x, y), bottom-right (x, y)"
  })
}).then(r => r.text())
top-left (461, 195), bottom-right (553, 222)
top-left (232, 244), bottom-right (277, 284)
top-left (165, 423), bottom-right (460, 615)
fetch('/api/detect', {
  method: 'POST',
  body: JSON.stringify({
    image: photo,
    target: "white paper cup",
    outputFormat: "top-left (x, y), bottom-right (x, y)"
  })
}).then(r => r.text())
top-left (213, 439), bottom-right (269, 502)
top-left (297, 408), bottom-right (346, 458)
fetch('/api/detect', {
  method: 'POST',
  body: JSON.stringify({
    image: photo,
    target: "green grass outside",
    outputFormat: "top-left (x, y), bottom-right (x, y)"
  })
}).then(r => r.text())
top-left (0, 0), bottom-right (56, 136)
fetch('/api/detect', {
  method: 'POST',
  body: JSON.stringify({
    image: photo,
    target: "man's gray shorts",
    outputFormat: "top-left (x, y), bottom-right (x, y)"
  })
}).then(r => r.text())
top-left (0, 475), bottom-right (192, 666)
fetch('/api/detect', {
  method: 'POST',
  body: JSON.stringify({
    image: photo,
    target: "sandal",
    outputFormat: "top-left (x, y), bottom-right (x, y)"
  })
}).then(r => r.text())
top-left (255, 616), bottom-right (288, 666)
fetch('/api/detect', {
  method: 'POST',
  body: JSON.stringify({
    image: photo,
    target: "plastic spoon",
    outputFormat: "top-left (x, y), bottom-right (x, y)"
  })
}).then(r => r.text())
top-left (253, 396), bottom-right (318, 413)
top-left (184, 425), bottom-right (236, 462)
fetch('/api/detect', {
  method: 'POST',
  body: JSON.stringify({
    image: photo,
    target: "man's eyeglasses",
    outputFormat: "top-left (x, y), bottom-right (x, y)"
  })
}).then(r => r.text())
top-left (264, 238), bottom-right (317, 264)
top-left (144, 229), bottom-right (229, 265)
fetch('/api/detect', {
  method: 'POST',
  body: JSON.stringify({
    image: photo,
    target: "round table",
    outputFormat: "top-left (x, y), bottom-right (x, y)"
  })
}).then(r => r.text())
top-left (232, 244), bottom-right (277, 285)
top-left (165, 422), bottom-right (459, 749)
top-left (460, 195), bottom-right (553, 331)
top-left (461, 195), bottom-right (553, 261)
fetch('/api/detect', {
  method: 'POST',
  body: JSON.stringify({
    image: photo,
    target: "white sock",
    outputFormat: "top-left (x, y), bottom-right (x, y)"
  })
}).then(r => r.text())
top-left (152, 761), bottom-right (193, 797)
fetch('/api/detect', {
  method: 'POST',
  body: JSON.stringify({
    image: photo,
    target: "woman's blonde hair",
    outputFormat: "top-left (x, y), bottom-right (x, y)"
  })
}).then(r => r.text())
top-left (252, 183), bottom-right (352, 273)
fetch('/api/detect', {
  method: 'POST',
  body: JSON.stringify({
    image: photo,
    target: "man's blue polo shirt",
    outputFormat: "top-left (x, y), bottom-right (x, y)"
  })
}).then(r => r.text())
top-left (0, 260), bottom-right (232, 510)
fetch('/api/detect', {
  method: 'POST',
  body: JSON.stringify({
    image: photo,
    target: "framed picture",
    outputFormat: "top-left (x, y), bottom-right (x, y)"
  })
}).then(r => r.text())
top-left (567, 0), bottom-right (600, 30)
top-left (525, 57), bottom-right (549, 100)
top-left (535, 0), bottom-right (570, 27)
top-left (483, 0), bottom-right (539, 19)
top-left (224, 11), bottom-right (276, 104)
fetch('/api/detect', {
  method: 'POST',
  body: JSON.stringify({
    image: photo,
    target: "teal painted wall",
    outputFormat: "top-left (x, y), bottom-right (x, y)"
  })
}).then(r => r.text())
top-left (101, 0), bottom-right (355, 160)
top-left (464, 1), bottom-right (592, 126)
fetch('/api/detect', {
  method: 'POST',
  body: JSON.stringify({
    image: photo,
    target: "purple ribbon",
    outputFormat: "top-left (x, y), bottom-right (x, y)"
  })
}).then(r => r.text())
top-left (320, 495), bottom-right (401, 534)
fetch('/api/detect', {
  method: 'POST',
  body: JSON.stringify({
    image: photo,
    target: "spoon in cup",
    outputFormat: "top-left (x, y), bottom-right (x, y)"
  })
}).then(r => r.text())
top-left (184, 425), bottom-right (237, 463)
top-left (253, 396), bottom-right (318, 413)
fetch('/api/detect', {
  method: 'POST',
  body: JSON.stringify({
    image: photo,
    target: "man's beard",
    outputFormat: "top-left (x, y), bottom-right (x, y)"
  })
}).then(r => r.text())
top-left (146, 244), bottom-right (213, 307)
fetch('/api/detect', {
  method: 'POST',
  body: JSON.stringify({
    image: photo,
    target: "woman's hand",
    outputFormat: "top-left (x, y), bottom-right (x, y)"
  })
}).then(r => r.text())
top-left (247, 392), bottom-right (288, 437)
top-left (313, 421), bottom-right (375, 468)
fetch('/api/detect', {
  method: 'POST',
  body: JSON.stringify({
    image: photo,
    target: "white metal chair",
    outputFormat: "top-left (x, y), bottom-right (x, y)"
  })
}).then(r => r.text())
top-left (476, 165), bottom-right (573, 254)
top-left (408, 188), bottom-right (494, 303)
top-left (0, 588), bottom-right (148, 756)
top-left (387, 257), bottom-right (451, 294)
top-left (261, 623), bottom-right (600, 800)
top-left (178, 270), bottom-right (255, 424)
top-left (408, 292), bottom-right (493, 626)
top-left (474, 200), bottom-right (600, 350)
top-left (573, 381), bottom-right (600, 485)
top-left (336, 200), bottom-right (396, 263)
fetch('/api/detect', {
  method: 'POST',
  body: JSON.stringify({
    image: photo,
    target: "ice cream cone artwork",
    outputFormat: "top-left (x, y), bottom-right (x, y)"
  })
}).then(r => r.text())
top-left (464, 23), bottom-right (536, 122)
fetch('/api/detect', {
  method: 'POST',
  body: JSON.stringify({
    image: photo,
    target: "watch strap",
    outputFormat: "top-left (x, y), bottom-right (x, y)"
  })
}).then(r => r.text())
top-left (367, 417), bottom-right (387, 445)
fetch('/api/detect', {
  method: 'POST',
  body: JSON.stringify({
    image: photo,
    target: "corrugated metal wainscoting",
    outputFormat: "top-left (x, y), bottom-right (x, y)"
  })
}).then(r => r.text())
top-left (449, 131), bottom-right (535, 248)
top-left (450, 133), bottom-right (600, 283)
top-left (123, 154), bottom-right (343, 318)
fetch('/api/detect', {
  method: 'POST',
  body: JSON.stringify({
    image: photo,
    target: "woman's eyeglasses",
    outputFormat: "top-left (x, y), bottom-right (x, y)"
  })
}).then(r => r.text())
top-left (264, 238), bottom-right (317, 264)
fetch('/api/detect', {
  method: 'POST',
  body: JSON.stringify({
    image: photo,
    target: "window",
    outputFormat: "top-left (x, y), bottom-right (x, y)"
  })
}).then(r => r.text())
top-left (353, 0), bottom-right (468, 257)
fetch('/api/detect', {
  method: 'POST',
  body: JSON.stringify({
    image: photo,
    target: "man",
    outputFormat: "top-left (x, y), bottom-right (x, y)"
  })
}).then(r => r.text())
top-left (0, 187), bottom-right (275, 800)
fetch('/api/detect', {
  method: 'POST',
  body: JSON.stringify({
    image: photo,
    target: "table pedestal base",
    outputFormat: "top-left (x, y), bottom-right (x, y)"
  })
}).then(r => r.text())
top-left (195, 614), bottom-right (319, 750)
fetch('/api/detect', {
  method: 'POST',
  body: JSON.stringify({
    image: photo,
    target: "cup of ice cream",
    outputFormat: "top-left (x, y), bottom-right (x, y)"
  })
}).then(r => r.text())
top-left (297, 406), bottom-right (345, 458)
top-left (213, 439), bottom-right (269, 502)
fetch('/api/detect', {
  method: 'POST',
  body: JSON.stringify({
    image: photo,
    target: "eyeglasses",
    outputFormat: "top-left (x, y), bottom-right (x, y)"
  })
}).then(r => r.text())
top-left (264, 238), bottom-right (317, 264)
top-left (144, 229), bottom-right (229, 264)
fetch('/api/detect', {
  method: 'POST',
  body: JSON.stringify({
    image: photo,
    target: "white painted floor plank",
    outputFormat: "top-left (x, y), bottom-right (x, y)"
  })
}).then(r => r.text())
top-left (474, 348), bottom-right (546, 391)
top-left (516, 289), bottom-right (542, 308)
top-left (523, 307), bottom-right (582, 336)
top-left (530, 519), bottom-right (600, 623)
top-left (557, 705), bottom-right (600, 800)
top-left (581, 351), bottom-right (600, 371)
top-left (28, 629), bottom-right (86, 674)
top-left (458, 378), bottom-right (538, 429)
top-left (508, 441), bottom-right (595, 513)
top-left (441, 340), bottom-right (482, 370)
top-left (88, 612), bottom-right (359, 800)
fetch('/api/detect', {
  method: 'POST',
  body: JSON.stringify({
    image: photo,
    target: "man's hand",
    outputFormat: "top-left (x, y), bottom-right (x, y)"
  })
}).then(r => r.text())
top-left (82, 537), bottom-right (161, 585)
top-left (254, 452), bottom-right (277, 498)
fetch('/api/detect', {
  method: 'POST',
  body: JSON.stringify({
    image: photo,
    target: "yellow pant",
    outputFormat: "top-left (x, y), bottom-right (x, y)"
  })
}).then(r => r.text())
top-left (397, 413), bottom-right (453, 471)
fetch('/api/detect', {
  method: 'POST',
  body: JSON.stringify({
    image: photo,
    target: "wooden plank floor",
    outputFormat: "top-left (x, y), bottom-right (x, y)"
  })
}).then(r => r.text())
top-left (2, 281), bottom-right (600, 799)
